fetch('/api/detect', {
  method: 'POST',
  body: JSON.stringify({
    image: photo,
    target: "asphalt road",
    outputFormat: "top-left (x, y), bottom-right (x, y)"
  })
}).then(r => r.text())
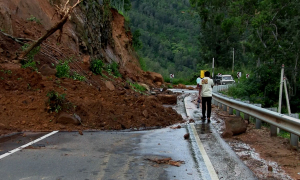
top-left (0, 90), bottom-right (257, 180)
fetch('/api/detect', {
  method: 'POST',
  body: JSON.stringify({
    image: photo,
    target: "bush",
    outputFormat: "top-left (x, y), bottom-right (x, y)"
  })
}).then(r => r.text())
top-left (107, 62), bottom-right (121, 77)
top-left (46, 91), bottom-right (72, 113)
top-left (72, 72), bottom-right (85, 81)
top-left (56, 60), bottom-right (70, 78)
top-left (90, 59), bottom-right (103, 75)
top-left (21, 44), bottom-right (40, 71)
top-left (21, 60), bottom-right (37, 71)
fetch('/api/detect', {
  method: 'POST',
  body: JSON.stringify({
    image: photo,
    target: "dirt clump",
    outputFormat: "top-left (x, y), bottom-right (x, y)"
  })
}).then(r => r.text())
top-left (0, 66), bottom-right (184, 135)
top-left (145, 157), bottom-right (185, 167)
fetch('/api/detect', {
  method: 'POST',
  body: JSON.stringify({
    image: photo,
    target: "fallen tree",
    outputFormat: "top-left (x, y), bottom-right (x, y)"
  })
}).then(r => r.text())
top-left (19, 0), bottom-right (82, 60)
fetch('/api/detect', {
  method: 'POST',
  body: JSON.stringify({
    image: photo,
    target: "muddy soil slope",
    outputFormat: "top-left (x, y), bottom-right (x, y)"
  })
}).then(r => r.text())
top-left (0, 0), bottom-right (184, 135)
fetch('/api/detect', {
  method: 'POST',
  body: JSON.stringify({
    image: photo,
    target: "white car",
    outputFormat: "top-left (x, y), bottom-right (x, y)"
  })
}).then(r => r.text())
top-left (215, 75), bottom-right (235, 85)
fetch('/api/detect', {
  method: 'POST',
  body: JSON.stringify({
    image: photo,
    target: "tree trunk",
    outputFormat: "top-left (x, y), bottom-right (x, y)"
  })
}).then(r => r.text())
top-left (19, 0), bottom-right (82, 60)
top-left (20, 15), bottom-right (69, 59)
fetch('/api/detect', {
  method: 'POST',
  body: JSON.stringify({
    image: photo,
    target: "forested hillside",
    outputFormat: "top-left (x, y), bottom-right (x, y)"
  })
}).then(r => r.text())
top-left (189, 0), bottom-right (300, 111)
top-left (128, 0), bottom-right (200, 80)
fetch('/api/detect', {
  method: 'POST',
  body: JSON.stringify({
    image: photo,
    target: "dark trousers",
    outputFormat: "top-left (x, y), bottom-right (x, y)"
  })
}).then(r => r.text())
top-left (202, 97), bottom-right (212, 118)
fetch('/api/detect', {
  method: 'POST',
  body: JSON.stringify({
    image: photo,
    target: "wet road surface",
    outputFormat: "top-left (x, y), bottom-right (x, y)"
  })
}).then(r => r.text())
top-left (0, 90), bottom-right (257, 180)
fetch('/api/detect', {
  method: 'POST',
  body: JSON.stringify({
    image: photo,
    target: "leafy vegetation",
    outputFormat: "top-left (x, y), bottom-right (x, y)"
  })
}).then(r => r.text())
top-left (190, 0), bottom-right (300, 112)
top-left (130, 82), bottom-right (147, 94)
top-left (20, 44), bottom-right (40, 71)
top-left (56, 60), bottom-right (71, 78)
top-left (111, 0), bottom-right (132, 13)
top-left (106, 62), bottom-right (121, 77)
top-left (90, 59), bottom-right (104, 75)
top-left (128, 0), bottom-right (200, 80)
top-left (56, 60), bottom-right (85, 81)
top-left (46, 91), bottom-right (73, 113)
top-left (132, 30), bottom-right (142, 51)
top-left (72, 72), bottom-right (86, 81)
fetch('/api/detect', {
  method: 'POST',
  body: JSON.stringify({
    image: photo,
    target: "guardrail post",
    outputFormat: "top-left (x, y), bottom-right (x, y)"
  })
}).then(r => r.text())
top-left (266, 107), bottom-right (278, 137)
top-left (291, 134), bottom-right (299, 147)
top-left (229, 107), bottom-right (233, 115)
top-left (289, 114), bottom-right (299, 147)
top-left (223, 104), bottom-right (227, 112)
top-left (236, 110), bottom-right (240, 117)
top-left (244, 113), bottom-right (249, 123)
top-left (218, 102), bottom-right (222, 109)
top-left (254, 104), bottom-right (262, 129)
top-left (242, 101), bottom-right (250, 123)
top-left (255, 118), bottom-right (262, 129)
top-left (270, 125), bottom-right (277, 136)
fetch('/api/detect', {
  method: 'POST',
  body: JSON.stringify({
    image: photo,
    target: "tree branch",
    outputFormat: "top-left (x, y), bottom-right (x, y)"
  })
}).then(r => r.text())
top-left (256, 29), bottom-right (267, 48)
top-left (19, 0), bottom-right (82, 60)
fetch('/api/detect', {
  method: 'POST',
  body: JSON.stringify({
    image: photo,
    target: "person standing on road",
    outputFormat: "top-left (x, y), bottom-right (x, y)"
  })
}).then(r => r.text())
top-left (196, 75), bottom-right (201, 89)
top-left (196, 75), bottom-right (201, 98)
top-left (199, 71), bottom-right (214, 122)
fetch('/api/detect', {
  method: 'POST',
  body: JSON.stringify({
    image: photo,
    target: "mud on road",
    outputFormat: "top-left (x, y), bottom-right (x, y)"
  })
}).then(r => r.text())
top-left (211, 104), bottom-right (300, 180)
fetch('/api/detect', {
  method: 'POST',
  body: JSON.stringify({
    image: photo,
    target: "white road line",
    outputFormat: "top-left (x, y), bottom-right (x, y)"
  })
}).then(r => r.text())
top-left (190, 124), bottom-right (219, 180)
top-left (0, 131), bottom-right (59, 160)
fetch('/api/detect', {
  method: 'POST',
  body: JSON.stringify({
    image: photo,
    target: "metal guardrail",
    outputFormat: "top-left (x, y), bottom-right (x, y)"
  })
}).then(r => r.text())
top-left (212, 85), bottom-right (299, 146)
top-left (212, 92), bottom-right (300, 137)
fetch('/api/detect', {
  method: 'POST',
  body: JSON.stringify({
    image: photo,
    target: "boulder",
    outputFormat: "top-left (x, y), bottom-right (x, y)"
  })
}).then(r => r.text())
top-left (184, 133), bottom-right (190, 139)
top-left (157, 94), bottom-right (177, 104)
top-left (56, 112), bottom-right (81, 125)
top-left (0, 123), bottom-right (7, 130)
top-left (155, 81), bottom-right (162, 87)
top-left (223, 116), bottom-right (247, 137)
top-left (105, 81), bottom-right (115, 91)
top-left (39, 64), bottom-right (57, 76)
top-left (124, 82), bottom-right (130, 89)
top-left (142, 110), bottom-right (149, 118)
top-left (144, 71), bottom-right (164, 84)
top-left (12, 60), bottom-right (20, 64)
top-left (82, 55), bottom-right (90, 64)
top-left (177, 84), bottom-right (186, 89)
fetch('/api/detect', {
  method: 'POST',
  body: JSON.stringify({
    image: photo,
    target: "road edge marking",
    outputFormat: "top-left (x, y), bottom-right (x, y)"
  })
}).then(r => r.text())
top-left (190, 124), bottom-right (219, 180)
top-left (0, 131), bottom-right (59, 160)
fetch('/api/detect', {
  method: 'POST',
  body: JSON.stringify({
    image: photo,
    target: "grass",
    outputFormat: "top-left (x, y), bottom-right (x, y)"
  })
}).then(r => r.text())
top-left (278, 130), bottom-right (290, 139)
top-left (130, 82), bottom-right (148, 95)
top-left (27, 15), bottom-right (41, 24)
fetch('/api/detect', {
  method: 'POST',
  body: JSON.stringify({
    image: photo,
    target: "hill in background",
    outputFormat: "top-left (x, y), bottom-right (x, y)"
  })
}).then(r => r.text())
top-left (128, 0), bottom-right (200, 80)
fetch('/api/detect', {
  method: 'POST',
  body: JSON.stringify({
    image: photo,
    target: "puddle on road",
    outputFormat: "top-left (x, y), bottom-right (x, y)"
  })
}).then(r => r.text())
top-left (194, 123), bottom-right (211, 134)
